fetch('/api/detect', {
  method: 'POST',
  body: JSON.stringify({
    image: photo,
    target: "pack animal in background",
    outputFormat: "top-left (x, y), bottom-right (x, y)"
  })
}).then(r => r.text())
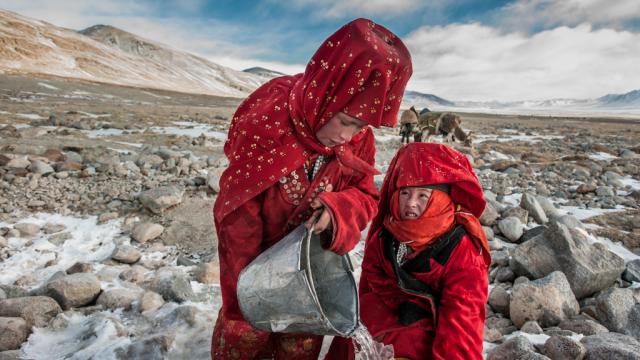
top-left (398, 106), bottom-right (419, 144)
top-left (419, 112), bottom-right (473, 146)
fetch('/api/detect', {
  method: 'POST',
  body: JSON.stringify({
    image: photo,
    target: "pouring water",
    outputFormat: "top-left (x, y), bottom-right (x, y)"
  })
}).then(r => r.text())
top-left (351, 322), bottom-right (394, 360)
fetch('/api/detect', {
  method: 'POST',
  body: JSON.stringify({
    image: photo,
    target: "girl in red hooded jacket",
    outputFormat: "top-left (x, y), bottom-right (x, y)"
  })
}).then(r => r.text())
top-left (327, 142), bottom-right (491, 360)
top-left (211, 19), bottom-right (412, 359)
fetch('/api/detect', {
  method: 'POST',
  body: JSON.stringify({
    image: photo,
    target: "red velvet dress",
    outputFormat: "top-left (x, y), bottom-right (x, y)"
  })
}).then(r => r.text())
top-left (212, 129), bottom-right (378, 359)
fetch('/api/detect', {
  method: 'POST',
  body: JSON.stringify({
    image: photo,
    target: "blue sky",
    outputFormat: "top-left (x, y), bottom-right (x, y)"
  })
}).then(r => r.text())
top-left (1, 0), bottom-right (640, 101)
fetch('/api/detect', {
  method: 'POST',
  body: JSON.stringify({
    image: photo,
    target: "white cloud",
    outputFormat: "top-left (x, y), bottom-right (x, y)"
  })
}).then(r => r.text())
top-left (404, 22), bottom-right (640, 101)
top-left (500, 0), bottom-right (640, 31)
top-left (280, 0), bottom-right (424, 19)
top-left (209, 56), bottom-right (305, 75)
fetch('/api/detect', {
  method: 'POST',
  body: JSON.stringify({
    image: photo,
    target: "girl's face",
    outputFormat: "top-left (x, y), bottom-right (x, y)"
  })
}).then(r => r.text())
top-left (316, 112), bottom-right (367, 147)
top-left (398, 187), bottom-right (433, 220)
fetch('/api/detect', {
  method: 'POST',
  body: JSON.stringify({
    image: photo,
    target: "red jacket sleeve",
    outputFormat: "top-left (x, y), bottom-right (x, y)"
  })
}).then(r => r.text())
top-left (317, 130), bottom-right (379, 255)
top-left (431, 235), bottom-right (488, 360)
top-left (215, 193), bottom-right (265, 320)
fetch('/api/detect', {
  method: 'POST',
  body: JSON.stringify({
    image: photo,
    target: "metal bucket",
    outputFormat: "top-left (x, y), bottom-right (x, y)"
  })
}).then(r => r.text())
top-left (237, 224), bottom-right (359, 336)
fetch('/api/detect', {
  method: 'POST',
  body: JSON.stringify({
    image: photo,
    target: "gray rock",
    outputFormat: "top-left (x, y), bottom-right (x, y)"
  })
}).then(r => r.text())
top-left (0, 296), bottom-right (62, 327)
top-left (521, 193), bottom-right (549, 224)
top-left (503, 206), bottom-right (529, 224)
top-left (559, 315), bottom-right (609, 336)
top-left (581, 332), bottom-right (640, 360)
top-left (96, 288), bottom-right (141, 310)
top-left (510, 271), bottom-right (579, 328)
top-left (131, 223), bottom-right (164, 244)
top-left (138, 186), bottom-right (183, 214)
top-left (623, 259), bottom-right (640, 282)
top-left (64, 151), bottom-right (82, 163)
top-left (146, 267), bottom-right (194, 303)
top-left (555, 214), bottom-right (585, 230)
top-left (0, 289), bottom-right (5, 300)
top-left (510, 220), bottom-right (624, 299)
top-left (521, 225), bottom-right (548, 243)
top-left (480, 202), bottom-right (500, 226)
top-left (0, 236), bottom-right (7, 248)
top-left (66, 262), bottom-right (94, 274)
top-left (483, 226), bottom-right (495, 241)
top-left (139, 291), bottom-right (164, 312)
top-left (119, 265), bottom-right (148, 284)
top-left (0, 286), bottom-right (28, 299)
top-left (195, 262), bottom-right (220, 285)
top-left (491, 250), bottom-right (509, 267)
top-left (595, 287), bottom-right (640, 338)
top-left (602, 171), bottom-right (625, 188)
top-left (207, 173), bottom-right (220, 193)
top-left (484, 326), bottom-right (503, 343)
top-left (5, 157), bottom-right (30, 169)
top-left (45, 273), bottom-right (102, 310)
top-left (112, 244), bottom-right (142, 264)
top-left (521, 320), bottom-right (544, 334)
top-left (28, 160), bottom-right (54, 175)
top-left (487, 335), bottom-right (535, 360)
top-left (0, 349), bottom-right (22, 360)
top-left (544, 335), bottom-right (586, 360)
top-left (0, 317), bottom-right (28, 351)
top-left (495, 267), bottom-right (516, 283)
top-left (42, 223), bottom-right (65, 234)
top-left (596, 186), bottom-right (615, 197)
top-left (536, 196), bottom-right (560, 219)
top-left (498, 216), bottom-right (524, 242)
top-left (489, 285), bottom-right (511, 317)
top-left (13, 222), bottom-right (40, 237)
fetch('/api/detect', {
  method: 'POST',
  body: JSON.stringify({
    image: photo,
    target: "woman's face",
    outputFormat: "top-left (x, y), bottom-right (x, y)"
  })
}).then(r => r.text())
top-left (316, 112), bottom-right (367, 147)
top-left (398, 187), bottom-right (433, 220)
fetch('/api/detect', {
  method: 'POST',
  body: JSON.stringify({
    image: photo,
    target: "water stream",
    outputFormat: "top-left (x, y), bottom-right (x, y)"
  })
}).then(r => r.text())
top-left (351, 323), bottom-right (394, 360)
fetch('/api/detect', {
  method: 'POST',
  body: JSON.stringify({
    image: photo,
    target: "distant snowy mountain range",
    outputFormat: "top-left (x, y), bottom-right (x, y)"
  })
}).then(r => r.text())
top-left (403, 89), bottom-right (640, 115)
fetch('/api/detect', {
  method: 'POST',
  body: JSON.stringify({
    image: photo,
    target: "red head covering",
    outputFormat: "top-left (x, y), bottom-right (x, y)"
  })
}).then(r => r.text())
top-left (370, 143), bottom-right (490, 264)
top-left (214, 19), bottom-right (412, 222)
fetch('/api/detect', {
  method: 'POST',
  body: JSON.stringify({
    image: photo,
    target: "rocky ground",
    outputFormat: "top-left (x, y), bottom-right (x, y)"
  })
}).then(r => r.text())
top-left (1, 73), bottom-right (640, 359)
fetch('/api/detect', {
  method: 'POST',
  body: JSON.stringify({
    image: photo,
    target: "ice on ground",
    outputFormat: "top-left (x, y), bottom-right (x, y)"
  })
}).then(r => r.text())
top-left (555, 205), bottom-right (627, 221)
top-left (85, 128), bottom-right (126, 138)
top-left (113, 141), bottom-right (143, 148)
top-left (16, 113), bottom-right (45, 120)
top-left (0, 214), bottom-right (121, 288)
top-left (37, 82), bottom-right (60, 90)
top-left (501, 193), bottom-right (523, 207)
top-left (150, 122), bottom-right (227, 140)
top-left (589, 152), bottom-right (617, 161)
top-left (22, 311), bottom-right (132, 359)
top-left (621, 176), bottom-right (640, 191)
top-left (77, 111), bottom-right (112, 119)
top-left (576, 227), bottom-right (640, 263)
top-left (474, 133), bottom-right (564, 144)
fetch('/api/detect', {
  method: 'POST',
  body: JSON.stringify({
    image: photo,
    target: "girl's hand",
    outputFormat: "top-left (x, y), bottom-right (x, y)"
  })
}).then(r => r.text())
top-left (304, 184), bottom-right (333, 234)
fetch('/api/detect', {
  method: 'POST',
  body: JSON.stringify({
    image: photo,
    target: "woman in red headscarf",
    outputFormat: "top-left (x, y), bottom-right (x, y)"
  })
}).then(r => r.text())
top-left (326, 143), bottom-right (491, 360)
top-left (211, 19), bottom-right (412, 359)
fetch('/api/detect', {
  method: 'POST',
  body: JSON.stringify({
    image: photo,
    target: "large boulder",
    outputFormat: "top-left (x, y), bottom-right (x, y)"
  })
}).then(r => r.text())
top-left (0, 317), bottom-right (28, 351)
top-left (498, 216), bottom-right (524, 242)
top-left (581, 332), bottom-right (640, 360)
top-left (45, 273), bottom-right (102, 310)
top-left (520, 193), bottom-right (548, 224)
top-left (487, 335), bottom-right (538, 360)
top-left (544, 335), bottom-right (586, 360)
top-left (0, 296), bottom-right (62, 327)
top-left (509, 271), bottom-right (579, 328)
top-left (138, 186), bottom-right (183, 214)
top-left (145, 267), bottom-right (194, 303)
top-left (594, 288), bottom-right (640, 339)
top-left (510, 220), bottom-right (625, 299)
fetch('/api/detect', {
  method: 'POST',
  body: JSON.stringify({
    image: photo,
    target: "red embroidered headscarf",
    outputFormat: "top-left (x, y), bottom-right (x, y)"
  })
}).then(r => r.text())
top-left (214, 18), bottom-right (412, 222)
top-left (369, 143), bottom-right (490, 264)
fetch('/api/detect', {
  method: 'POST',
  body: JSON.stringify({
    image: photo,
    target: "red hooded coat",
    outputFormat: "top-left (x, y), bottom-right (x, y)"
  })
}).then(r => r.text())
top-left (212, 19), bottom-right (412, 359)
top-left (327, 143), bottom-right (490, 360)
